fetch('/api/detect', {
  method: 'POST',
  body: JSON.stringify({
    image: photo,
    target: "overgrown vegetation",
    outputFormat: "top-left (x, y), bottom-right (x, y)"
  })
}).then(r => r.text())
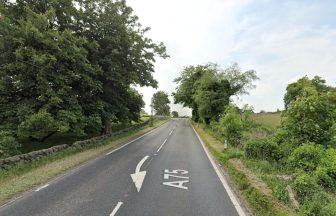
top-left (0, 0), bottom-right (168, 157)
top-left (175, 66), bottom-right (336, 215)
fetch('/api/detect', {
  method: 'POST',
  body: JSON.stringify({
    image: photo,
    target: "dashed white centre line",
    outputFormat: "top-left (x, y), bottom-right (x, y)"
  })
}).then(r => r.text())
top-left (169, 130), bottom-right (173, 136)
top-left (35, 184), bottom-right (49, 192)
top-left (110, 202), bottom-right (123, 216)
top-left (157, 138), bottom-right (167, 153)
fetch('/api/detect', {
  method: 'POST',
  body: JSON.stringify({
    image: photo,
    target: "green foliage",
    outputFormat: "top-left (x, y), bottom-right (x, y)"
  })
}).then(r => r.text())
top-left (321, 202), bottom-right (336, 216)
top-left (288, 143), bottom-right (324, 172)
top-left (0, 0), bottom-right (167, 146)
top-left (244, 137), bottom-right (280, 161)
top-left (17, 110), bottom-right (64, 141)
top-left (284, 76), bottom-right (334, 109)
top-left (152, 91), bottom-right (170, 116)
top-left (292, 174), bottom-right (318, 204)
top-left (0, 131), bottom-right (21, 158)
top-left (316, 148), bottom-right (336, 192)
top-left (171, 111), bottom-right (179, 118)
top-left (174, 63), bottom-right (257, 123)
top-left (243, 187), bottom-right (272, 215)
top-left (281, 77), bottom-right (336, 146)
top-left (217, 105), bottom-right (244, 147)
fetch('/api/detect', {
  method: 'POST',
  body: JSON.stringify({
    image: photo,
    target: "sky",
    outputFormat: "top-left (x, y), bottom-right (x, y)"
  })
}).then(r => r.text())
top-left (127, 0), bottom-right (336, 115)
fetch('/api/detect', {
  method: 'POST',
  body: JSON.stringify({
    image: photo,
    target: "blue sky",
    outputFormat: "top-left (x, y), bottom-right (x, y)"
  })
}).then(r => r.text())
top-left (127, 0), bottom-right (336, 115)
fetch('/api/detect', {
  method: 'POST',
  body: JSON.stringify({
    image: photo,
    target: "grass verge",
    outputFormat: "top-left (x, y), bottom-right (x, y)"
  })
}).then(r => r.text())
top-left (193, 122), bottom-right (295, 216)
top-left (0, 119), bottom-right (168, 206)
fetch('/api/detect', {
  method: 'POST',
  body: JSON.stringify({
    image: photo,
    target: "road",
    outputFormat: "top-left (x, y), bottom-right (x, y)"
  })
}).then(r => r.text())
top-left (0, 119), bottom-right (244, 216)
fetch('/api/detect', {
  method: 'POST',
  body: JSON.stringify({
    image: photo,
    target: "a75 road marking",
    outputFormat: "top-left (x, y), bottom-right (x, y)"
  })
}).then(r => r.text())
top-left (162, 169), bottom-right (189, 190)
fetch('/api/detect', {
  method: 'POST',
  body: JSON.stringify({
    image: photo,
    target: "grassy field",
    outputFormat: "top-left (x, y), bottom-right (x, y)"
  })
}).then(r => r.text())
top-left (0, 118), bottom-right (168, 205)
top-left (252, 112), bottom-right (281, 128)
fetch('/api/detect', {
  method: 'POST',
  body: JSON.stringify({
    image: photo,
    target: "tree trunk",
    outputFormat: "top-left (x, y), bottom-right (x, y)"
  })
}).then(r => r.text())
top-left (102, 118), bottom-right (112, 135)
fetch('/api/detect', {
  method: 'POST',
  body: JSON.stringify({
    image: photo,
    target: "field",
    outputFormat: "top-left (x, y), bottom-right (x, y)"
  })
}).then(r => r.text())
top-left (252, 112), bottom-right (281, 128)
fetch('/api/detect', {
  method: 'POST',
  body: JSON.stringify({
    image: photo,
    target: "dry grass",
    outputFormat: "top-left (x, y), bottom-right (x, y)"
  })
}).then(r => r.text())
top-left (252, 112), bottom-right (281, 128)
top-left (0, 120), bottom-right (167, 205)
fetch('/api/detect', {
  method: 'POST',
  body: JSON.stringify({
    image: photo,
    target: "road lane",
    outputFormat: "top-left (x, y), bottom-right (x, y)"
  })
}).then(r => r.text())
top-left (118, 119), bottom-right (239, 216)
top-left (0, 119), bottom-right (242, 216)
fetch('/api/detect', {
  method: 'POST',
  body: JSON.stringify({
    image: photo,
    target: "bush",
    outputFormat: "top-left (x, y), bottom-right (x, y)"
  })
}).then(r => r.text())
top-left (18, 110), bottom-right (64, 141)
top-left (281, 86), bottom-right (336, 146)
top-left (0, 131), bottom-right (21, 158)
top-left (316, 148), bottom-right (336, 192)
top-left (244, 137), bottom-right (280, 161)
top-left (218, 105), bottom-right (244, 147)
top-left (321, 202), bottom-right (336, 216)
top-left (288, 143), bottom-right (324, 171)
top-left (292, 174), bottom-right (318, 204)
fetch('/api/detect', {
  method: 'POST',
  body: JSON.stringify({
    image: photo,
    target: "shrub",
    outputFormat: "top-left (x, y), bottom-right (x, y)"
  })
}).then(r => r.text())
top-left (218, 105), bottom-right (244, 147)
top-left (316, 148), bottom-right (336, 192)
top-left (292, 174), bottom-right (318, 204)
top-left (0, 131), bottom-right (21, 158)
top-left (244, 137), bottom-right (280, 161)
top-left (321, 202), bottom-right (336, 216)
top-left (17, 110), bottom-right (64, 141)
top-left (281, 86), bottom-right (336, 146)
top-left (288, 143), bottom-right (324, 172)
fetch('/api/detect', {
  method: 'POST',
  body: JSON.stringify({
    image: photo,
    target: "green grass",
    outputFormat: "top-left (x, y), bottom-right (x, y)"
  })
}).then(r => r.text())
top-left (252, 112), bottom-right (281, 129)
top-left (0, 118), bottom-right (168, 205)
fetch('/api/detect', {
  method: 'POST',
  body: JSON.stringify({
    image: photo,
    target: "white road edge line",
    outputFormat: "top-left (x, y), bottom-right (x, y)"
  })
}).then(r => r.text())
top-left (35, 184), bottom-right (49, 192)
top-left (106, 122), bottom-right (168, 156)
top-left (169, 130), bottom-right (173, 136)
top-left (192, 126), bottom-right (246, 216)
top-left (110, 202), bottom-right (123, 216)
top-left (157, 138), bottom-right (167, 153)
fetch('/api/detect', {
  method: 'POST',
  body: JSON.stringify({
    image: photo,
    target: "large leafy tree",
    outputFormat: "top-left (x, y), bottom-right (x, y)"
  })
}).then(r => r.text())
top-left (0, 0), bottom-right (167, 145)
top-left (0, 5), bottom-right (100, 140)
top-left (74, 0), bottom-right (168, 133)
top-left (152, 91), bottom-right (171, 116)
top-left (173, 63), bottom-right (257, 123)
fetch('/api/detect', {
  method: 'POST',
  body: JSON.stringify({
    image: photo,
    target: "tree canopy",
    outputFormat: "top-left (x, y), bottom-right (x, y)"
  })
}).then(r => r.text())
top-left (173, 63), bottom-right (258, 123)
top-left (152, 91), bottom-right (170, 116)
top-left (0, 0), bottom-right (167, 144)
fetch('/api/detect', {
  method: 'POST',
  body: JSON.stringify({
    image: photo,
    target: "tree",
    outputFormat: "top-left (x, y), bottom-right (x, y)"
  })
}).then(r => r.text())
top-left (281, 77), bottom-right (336, 146)
top-left (0, 0), bottom-right (168, 145)
top-left (152, 91), bottom-right (170, 116)
top-left (284, 76), bottom-right (335, 109)
top-left (172, 111), bottom-right (179, 118)
top-left (0, 5), bottom-right (100, 139)
top-left (173, 63), bottom-right (258, 123)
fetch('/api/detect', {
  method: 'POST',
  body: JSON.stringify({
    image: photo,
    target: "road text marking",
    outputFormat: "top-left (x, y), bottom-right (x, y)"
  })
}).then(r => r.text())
top-left (162, 169), bottom-right (189, 190)
top-left (110, 202), bottom-right (123, 216)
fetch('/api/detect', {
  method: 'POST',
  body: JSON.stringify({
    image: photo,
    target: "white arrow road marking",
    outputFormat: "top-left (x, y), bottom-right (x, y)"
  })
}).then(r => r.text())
top-left (35, 184), bottom-right (49, 192)
top-left (157, 138), bottom-right (167, 153)
top-left (110, 202), bottom-right (123, 216)
top-left (131, 155), bottom-right (149, 192)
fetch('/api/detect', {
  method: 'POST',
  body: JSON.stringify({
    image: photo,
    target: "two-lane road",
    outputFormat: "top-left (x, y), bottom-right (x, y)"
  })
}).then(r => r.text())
top-left (0, 119), bottom-right (244, 216)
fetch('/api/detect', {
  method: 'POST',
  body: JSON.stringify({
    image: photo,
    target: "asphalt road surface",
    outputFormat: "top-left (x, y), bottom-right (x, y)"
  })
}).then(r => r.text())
top-left (0, 119), bottom-right (244, 216)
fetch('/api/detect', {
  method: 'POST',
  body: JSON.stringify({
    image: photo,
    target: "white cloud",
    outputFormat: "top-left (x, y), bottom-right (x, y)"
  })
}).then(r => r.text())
top-left (128, 0), bottom-right (336, 114)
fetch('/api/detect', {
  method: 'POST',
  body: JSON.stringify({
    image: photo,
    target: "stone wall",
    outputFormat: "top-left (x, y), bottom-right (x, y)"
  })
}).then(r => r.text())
top-left (0, 120), bottom-right (150, 169)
